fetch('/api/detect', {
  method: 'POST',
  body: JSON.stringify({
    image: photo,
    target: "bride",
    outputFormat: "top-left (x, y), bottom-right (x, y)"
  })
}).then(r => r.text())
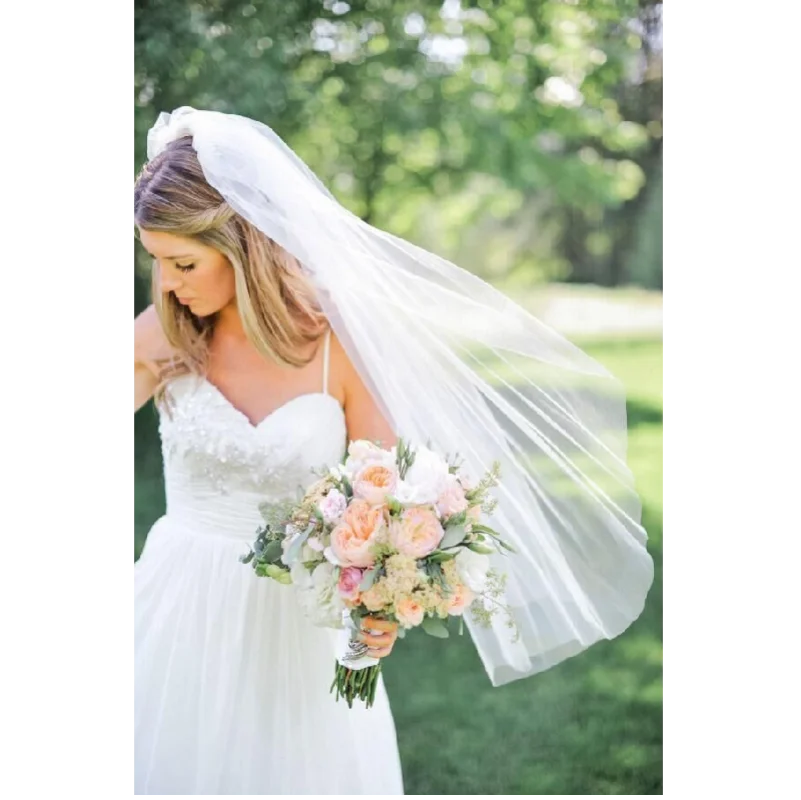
top-left (134, 137), bottom-right (404, 794)
top-left (134, 108), bottom-right (653, 796)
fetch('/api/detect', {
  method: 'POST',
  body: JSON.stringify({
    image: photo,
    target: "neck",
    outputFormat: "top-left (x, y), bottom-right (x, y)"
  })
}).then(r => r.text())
top-left (213, 300), bottom-right (247, 341)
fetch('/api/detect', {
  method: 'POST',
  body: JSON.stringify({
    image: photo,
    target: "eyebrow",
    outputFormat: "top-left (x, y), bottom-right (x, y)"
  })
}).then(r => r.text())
top-left (147, 253), bottom-right (195, 260)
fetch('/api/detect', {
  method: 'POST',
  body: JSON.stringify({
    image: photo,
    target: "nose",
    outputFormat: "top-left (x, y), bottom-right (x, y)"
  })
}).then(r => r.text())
top-left (157, 264), bottom-right (183, 294)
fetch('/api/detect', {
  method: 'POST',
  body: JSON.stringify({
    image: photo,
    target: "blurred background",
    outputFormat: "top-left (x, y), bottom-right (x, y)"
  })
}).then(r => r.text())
top-left (135, 0), bottom-right (662, 794)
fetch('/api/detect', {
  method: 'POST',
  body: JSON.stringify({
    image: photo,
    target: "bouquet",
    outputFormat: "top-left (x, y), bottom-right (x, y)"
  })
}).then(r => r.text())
top-left (240, 437), bottom-right (516, 708)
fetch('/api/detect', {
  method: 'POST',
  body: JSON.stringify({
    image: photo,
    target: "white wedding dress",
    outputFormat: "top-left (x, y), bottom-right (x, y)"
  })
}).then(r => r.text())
top-left (134, 329), bottom-right (404, 795)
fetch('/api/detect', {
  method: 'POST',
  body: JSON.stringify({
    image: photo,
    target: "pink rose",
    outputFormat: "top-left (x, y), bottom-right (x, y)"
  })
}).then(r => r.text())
top-left (389, 506), bottom-right (444, 559)
top-left (353, 463), bottom-right (398, 507)
top-left (395, 597), bottom-right (425, 628)
top-left (337, 566), bottom-right (363, 602)
top-left (329, 499), bottom-right (386, 568)
top-left (435, 473), bottom-right (469, 519)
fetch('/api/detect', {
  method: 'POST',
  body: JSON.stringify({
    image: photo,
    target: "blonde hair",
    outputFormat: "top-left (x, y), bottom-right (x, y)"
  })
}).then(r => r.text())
top-left (134, 136), bottom-right (328, 409)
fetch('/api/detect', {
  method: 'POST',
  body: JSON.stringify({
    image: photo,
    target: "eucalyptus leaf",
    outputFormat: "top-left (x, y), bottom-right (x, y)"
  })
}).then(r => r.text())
top-left (262, 540), bottom-right (284, 564)
top-left (282, 525), bottom-right (313, 565)
top-left (359, 566), bottom-right (380, 591)
top-left (422, 616), bottom-right (450, 639)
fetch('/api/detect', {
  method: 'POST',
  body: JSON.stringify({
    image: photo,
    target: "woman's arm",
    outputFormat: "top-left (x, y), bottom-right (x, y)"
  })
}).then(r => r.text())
top-left (331, 331), bottom-right (397, 448)
top-left (134, 305), bottom-right (166, 412)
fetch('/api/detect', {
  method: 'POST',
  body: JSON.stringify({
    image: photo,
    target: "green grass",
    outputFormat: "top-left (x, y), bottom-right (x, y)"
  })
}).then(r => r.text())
top-left (385, 335), bottom-right (663, 795)
top-left (134, 333), bottom-right (662, 795)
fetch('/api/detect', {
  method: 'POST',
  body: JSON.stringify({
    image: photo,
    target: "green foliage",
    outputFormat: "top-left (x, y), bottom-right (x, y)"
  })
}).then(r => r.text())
top-left (134, 0), bottom-right (662, 311)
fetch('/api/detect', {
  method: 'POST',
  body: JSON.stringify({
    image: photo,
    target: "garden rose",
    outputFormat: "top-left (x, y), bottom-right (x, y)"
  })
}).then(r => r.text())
top-left (447, 582), bottom-right (474, 616)
top-left (389, 506), bottom-right (444, 558)
top-left (395, 597), bottom-right (425, 628)
top-left (435, 473), bottom-right (469, 518)
top-left (353, 463), bottom-right (399, 507)
top-left (329, 499), bottom-right (385, 567)
top-left (337, 566), bottom-right (363, 602)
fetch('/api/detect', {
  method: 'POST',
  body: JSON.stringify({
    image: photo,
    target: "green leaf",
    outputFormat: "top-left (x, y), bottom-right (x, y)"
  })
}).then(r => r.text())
top-left (359, 566), bottom-right (380, 591)
top-left (262, 540), bottom-right (284, 564)
top-left (428, 550), bottom-right (457, 563)
top-left (385, 495), bottom-right (403, 515)
top-left (471, 523), bottom-right (500, 536)
top-left (467, 542), bottom-right (495, 555)
top-left (282, 524), bottom-right (313, 565)
top-left (422, 616), bottom-right (450, 639)
top-left (239, 550), bottom-right (254, 565)
top-left (440, 523), bottom-right (467, 549)
top-left (445, 509), bottom-right (468, 527)
top-left (256, 564), bottom-right (292, 586)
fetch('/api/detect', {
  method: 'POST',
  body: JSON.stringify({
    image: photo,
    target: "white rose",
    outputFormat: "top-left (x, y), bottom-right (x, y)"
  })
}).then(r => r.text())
top-left (291, 561), bottom-right (344, 628)
top-left (454, 548), bottom-right (492, 594)
top-left (396, 445), bottom-right (450, 505)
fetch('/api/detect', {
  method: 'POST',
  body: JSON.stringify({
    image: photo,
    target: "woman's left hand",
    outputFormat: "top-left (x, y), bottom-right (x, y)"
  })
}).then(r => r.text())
top-left (358, 616), bottom-right (399, 659)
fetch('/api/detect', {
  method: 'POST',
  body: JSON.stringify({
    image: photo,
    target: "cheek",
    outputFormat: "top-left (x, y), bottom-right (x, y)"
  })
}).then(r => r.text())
top-left (200, 261), bottom-right (235, 300)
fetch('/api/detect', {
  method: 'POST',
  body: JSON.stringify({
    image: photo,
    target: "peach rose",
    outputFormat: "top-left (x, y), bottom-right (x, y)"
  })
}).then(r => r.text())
top-left (435, 473), bottom-right (469, 519)
top-left (389, 506), bottom-right (444, 559)
top-left (353, 463), bottom-right (399, 507)
top-left (447, 582), bottom-right (475, 616)
top-left (337, 566), bottom-right (363, 602)
top-left (329, 499), bottom-right (385, 568)
top-left (395, 597), bottom-right (425, 628)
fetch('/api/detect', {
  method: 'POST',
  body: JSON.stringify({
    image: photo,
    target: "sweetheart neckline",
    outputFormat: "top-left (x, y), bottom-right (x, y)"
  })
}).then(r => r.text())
top-left (186, 375), bottom-right (345, 431)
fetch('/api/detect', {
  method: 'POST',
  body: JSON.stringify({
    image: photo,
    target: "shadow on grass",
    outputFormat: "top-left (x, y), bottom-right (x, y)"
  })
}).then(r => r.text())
top-left (627, 398), bottom-right (663, 427)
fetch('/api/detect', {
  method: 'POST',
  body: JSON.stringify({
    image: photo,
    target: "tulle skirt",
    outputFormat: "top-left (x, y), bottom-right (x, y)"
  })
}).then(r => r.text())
top-left (134, 515), bottom-right (404, 795)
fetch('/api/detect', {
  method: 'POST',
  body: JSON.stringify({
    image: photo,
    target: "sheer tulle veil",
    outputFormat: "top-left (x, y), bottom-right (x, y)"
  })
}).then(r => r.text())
top-left (146, 107), bottom-right (654, 686)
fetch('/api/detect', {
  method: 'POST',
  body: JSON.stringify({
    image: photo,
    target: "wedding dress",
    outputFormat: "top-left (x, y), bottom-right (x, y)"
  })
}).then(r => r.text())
top-left (134, 328), bottom-right (404, 795)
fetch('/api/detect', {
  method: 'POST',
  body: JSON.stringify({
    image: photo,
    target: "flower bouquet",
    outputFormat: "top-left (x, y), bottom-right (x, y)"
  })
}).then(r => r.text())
top-left (240, 437), bottom-right (516, 708)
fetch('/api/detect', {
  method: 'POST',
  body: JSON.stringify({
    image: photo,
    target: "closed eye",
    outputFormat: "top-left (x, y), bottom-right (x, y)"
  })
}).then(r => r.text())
top-left (176, 263), bottom-right (195, 272)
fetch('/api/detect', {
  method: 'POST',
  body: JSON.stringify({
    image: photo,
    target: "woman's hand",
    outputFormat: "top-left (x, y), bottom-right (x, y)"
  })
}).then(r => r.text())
top-left (358, 616), bottom-right (399, 659)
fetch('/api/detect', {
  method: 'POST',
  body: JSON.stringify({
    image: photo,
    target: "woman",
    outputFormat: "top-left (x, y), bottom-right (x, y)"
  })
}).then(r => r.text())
top-left (134, 137), bottom-right (405, 794)
top-left (135, 108), bottom-right (653, 795)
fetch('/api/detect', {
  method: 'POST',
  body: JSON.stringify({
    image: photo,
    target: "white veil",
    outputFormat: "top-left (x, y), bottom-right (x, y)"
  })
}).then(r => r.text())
top-left (147, 107), bottom-right (654, 686)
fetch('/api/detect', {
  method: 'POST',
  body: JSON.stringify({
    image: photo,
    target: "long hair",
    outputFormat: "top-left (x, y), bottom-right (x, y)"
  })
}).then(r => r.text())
top-left (134, 136), bottom-right (328, 409)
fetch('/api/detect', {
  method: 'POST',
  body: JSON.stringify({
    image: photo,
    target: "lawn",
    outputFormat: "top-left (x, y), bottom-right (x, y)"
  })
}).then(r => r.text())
top-left (134, 332), bottom-right (663, 795)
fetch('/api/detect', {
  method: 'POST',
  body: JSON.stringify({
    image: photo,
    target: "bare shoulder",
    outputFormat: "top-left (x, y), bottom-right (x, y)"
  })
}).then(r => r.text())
top-left (134, 304), bottom-right (175, 373)
top-left (327, 326), bottom-right (397, 447)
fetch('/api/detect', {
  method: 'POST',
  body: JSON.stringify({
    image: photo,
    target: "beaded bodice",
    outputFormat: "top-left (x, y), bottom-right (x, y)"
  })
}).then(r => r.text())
top-left (156, 330), bottom-right (347, 539)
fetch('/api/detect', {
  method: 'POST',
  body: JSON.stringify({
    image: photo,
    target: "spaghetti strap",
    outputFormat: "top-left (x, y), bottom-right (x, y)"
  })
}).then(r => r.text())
top-left (322, 327), bottom-right (331, 395)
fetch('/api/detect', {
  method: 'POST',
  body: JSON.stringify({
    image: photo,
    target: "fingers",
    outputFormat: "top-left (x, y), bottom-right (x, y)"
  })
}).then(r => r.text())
top-left (358, 617), bottom-right (398, 658)
top-left (361, 616), bottom-right (397, 633)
